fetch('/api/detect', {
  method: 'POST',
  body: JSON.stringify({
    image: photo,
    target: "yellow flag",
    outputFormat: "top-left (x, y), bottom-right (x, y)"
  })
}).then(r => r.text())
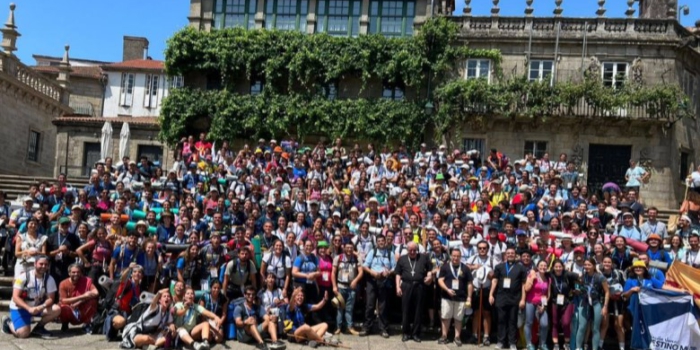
top-left (663, 261), bottom-right (700, 307)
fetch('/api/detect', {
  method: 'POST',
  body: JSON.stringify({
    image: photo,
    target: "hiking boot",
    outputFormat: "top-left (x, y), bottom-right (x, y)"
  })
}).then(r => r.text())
top-left (1, 316), bottom-right (11, 335)
top-left (32, 325), bottom-right (57, 340)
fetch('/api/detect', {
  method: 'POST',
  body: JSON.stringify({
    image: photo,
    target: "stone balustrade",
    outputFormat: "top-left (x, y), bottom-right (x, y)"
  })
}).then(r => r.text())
top-left (0, 51), bottom-right (63, 102)
top-left (449, 16), bottom-right (692, 40)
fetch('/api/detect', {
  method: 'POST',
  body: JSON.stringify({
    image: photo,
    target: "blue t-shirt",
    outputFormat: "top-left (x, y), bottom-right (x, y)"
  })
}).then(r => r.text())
top-left (286, 304), bottom-right (312, 331)
top-left (156, 225), bottom-right (175, 243)
top-left (233, 303), bottom-right (263, 324)
top-left (293, 254), bottom-right (318, 284)
top-left (112, 245), bottom-right (141, 273)
top-left (137, 253), bottom-right (159, 277)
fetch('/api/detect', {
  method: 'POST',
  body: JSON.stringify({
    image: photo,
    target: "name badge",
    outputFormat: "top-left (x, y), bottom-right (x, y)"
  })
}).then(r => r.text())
top-left (339, 271), bottom-right (349, 283)
top-left (541, 296), bottom-right (548, 306)
top-left (451, 279), bottom-right (459, 290)
top-left (201, 279), bottom-right (210, 291)
top-left (556, 294), bottom-right (565, 305)
top-left (567, 183), bottom-right (572, 189)
top-left (322, 272), bottom-right (330, 282)
top-left (56, 253), bottom-right (63, 261)
top-left (503, 278), bottom-right (511, 289)
top-left (210, 267), bottom-right (218, 278)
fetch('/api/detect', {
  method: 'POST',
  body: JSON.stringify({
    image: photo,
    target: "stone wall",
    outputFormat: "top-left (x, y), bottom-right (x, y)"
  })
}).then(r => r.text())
top-left (68, 76), bottom-right (104, 116)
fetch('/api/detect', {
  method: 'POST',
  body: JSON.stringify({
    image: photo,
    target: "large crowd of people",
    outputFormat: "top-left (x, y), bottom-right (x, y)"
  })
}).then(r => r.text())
top-left (0, 133), bottom-right (692, 350)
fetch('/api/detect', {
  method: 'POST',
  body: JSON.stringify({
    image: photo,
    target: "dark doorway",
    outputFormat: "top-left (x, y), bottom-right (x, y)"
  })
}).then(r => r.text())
top-left (83, 142), bottom-right (101, 177)
top-left (587, 144), bottom-right (632, 194)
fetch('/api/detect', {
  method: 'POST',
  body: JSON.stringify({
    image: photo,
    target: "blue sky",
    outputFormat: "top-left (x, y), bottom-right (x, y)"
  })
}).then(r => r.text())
top-left (5, 0), bottom-right (697, 64)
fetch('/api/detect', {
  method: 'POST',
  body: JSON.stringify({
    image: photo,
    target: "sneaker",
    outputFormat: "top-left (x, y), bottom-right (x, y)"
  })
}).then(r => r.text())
top-left (202, 340), bottom-right (210, 350)
top-left (308, 340), bottom-right (319, 348)
top-left (455, 339), bottom-right (462, 347)
top-left (528, 345), bottom-right (536, 350)
top-left (193, 341), bottom-right (207, 350)
top-left (334, 328), bottom-right (342, 335)
top-left (348, 327), bottom-right (360, 336)
top-left (483, 337), bottom-right (491, 346)
top-left (255, 343), bottom-right (269, 350)
top-left (380, 331), bottom-right (389, 338)
top-left (358, 329), bottom-right (369, 337)
top-left (144, 345), bottom-right (158, 350)
top-left (83, 323), bottom-right (93, 334)
top-left (1, 316), bottom-right (11, 335)
top-left (540, 345), bottom-right (549, 350)
top-left (495, 343), bottom-right (505, 349)
top-left (553, 345), bottom-right (560, 350)
top-left (438, 338), bottom-right (447, 344)
top-left (562, 345), bottom-right (570, 350)
top-left (32, 325), bottom-right (57, 340)
top-left (510, 346), bottom-right (518, 350)
top-left (466, 335), bottom-right (478, 344)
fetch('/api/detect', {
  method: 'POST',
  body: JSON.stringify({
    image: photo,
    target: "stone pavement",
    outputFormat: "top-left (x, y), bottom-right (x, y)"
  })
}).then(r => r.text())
top-left (0, 317), bottom-right (483, 350)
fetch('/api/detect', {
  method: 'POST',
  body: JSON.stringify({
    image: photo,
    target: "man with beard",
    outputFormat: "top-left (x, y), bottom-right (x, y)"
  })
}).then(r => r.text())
top-left (58, 263), bottom-right (99, 332)
top-left (2, 255), bottom-right (61, 339)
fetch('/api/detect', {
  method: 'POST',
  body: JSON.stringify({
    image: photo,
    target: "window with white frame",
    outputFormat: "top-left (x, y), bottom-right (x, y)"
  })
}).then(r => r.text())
top-left (466, 59), bottom-right (491, 81)
top-left (119, 73), bottom-right (135, 106)
top-left (524, 141), bottom-right (547, 159)
top-left (529, 60), bottom-right (554, 84)
top-left (144, 75), bottom-right (160, 108)
top-left (602, 62), bottom-right (628, 89)
top-left (27, 130), bottom-right (40, 162)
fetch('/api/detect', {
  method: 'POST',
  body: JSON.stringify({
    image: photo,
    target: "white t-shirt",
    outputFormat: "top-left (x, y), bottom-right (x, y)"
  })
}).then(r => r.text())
top-left (262, 252), bottom-right (292, 279)
top-left (10, 270), bottom-right (57, 310)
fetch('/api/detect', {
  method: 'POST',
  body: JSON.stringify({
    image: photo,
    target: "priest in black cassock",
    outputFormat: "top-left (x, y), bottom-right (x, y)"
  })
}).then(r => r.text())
top-left (395, 241), bottom-right (433, 342)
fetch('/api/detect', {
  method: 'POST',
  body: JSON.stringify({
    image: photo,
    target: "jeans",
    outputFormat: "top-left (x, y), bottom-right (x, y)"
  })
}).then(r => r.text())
top-left (336, 288), bottom-right (356, 329)
top-left (525, 303), bottom-right (549, 347)
top-left (575, 303), bottom-right (602, 349)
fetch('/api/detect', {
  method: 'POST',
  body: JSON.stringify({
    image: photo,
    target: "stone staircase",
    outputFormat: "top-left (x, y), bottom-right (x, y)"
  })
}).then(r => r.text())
top-left (0, 276), bottom-right (11, 311)
top-left (0, 173), bottom-right (88, 203)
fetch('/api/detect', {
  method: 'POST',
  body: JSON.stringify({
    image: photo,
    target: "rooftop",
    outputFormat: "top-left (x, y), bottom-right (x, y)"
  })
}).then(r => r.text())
top-left (101, 59), bottom-right (164, 71)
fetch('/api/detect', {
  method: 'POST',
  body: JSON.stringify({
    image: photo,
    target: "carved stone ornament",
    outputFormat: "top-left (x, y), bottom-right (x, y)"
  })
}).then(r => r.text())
top-left (587, 56), bottom-right (601, 78)
top-left (571, 143), bottom-right (584, 171)
top-left (630, 58), bottom-right (643, 85)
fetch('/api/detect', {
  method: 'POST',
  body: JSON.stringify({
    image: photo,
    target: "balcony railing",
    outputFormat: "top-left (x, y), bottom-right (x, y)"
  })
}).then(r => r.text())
top-left (0, 51), bottom-right (64, 102)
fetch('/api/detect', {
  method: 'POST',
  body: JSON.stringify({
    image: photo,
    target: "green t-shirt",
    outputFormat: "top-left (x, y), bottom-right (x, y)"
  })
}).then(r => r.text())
top-left (174, 302), bottom-right (206, 331)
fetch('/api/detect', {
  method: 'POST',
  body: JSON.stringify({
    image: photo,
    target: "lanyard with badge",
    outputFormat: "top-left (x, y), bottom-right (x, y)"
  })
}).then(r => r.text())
top-left (339, 255), bottom-right (353, 283)
top-left (503, 262), bottom-right (513, 289)
top-left (449, 264), bottom-right (461, 290)
top-left (584, 274), bottom-right (594, 306)
top-left (56, 234), bottom-right (68, 261)
top-left (553, 275), bottom-right (566, 305)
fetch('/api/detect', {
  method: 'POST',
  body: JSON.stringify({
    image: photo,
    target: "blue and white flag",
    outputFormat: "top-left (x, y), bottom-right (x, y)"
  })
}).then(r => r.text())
top-left (628, 288), bottom-right (700, 350)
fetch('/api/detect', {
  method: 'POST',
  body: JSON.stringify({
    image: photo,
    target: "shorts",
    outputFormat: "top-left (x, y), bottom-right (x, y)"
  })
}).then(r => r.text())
top-left (440, 299), bottom-right (465, 321)
top-left (472, 290), bottom-right (492, 312)
top-left (10, 308), bottom-right (32, 331)
top-left (237, 323), bottom-right (268, 343)
top-left (608, 299), bottom-right (625, 316)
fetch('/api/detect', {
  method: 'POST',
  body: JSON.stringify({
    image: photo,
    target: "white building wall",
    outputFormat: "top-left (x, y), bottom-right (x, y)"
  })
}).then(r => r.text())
top-left (103, 71), bottom-right (168, 117)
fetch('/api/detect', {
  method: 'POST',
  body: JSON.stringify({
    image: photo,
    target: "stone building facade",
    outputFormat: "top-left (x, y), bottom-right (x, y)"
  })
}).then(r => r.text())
top-left (183, 0), bottom-right (700, 210)
top-left (0, 4), bottom-right (72, 177)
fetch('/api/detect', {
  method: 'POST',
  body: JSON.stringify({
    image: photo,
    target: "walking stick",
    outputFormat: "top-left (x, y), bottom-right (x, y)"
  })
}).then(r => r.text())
top-left (477, 284), bottom-right (483, 346)
top-left (285, 332), bottom-right (351, 349)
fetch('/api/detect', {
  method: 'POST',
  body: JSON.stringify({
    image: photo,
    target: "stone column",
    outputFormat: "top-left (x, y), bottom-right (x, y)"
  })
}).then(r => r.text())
top-left (359, 0), bottom-right (370, 35)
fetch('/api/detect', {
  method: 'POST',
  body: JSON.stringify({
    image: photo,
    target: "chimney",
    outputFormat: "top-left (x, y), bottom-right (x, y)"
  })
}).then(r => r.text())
top-left (639, 0), bottom-right (676, 19)
top-left (122, 36), bottom-right (149, 61)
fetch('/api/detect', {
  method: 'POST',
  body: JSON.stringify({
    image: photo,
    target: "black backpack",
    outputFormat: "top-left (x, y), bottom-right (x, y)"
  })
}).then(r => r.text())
top-left (126, 302), bottom-right (152, 325)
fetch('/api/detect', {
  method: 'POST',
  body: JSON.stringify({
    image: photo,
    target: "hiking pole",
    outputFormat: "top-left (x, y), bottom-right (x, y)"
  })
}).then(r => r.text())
top-left (477, 286), bottom-right (483, 346)
top-left (285, 333), bottom-right (351, 349)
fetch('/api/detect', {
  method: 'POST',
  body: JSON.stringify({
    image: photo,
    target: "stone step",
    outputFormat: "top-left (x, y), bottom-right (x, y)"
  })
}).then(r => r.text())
top-left (0, 300), bottom-right (7, 311)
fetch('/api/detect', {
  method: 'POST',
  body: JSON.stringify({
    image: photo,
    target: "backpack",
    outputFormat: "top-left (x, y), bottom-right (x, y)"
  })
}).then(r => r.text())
top-left (21, 271), bottom-right (49, 302)
top-left (220, 258), bottom-right (252, 284)
top-left (616, 225), bottom-right (642, 241)
top-left (126, 302), bottom-right (153, 324)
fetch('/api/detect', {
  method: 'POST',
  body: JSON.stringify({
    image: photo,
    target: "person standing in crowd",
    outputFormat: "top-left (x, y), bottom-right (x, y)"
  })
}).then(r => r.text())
top-left (524, 260), bottom-right (550, 350)
top-left (437, 247), bottom-right (473, 346)
top-left (332, 242), bottom-right (363, 335)
top-left (395, 241), bottom-right (433, 342)
top-left (222, 246), bottom-right (257, 300)
top-left (574, 258), bottom-right (610, 350)
top-left (549, 259), bottom-right (578, 350)
top-left (360, 235), bottom-right (394, 338)
top-left (468, 239), bottom-right (495, 345)
top-left (489, 247), bottom-right (527, 350)
top-left (14, 217), bottom-right (48, 277)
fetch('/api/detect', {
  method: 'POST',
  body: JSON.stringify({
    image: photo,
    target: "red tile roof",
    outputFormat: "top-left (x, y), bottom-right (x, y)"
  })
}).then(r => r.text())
top-left (102, 59), bottom-right (164, 71)
top-left (53, 115), bottom-right (159, 127)
top-left (32, 65), bottom-right (104, 79)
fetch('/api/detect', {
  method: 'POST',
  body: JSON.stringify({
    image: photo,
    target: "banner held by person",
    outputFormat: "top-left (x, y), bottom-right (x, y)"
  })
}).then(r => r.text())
top-left (628, 288), bottom-right (700, 350)
top-left (664, 261), bottom-right (700, 307)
